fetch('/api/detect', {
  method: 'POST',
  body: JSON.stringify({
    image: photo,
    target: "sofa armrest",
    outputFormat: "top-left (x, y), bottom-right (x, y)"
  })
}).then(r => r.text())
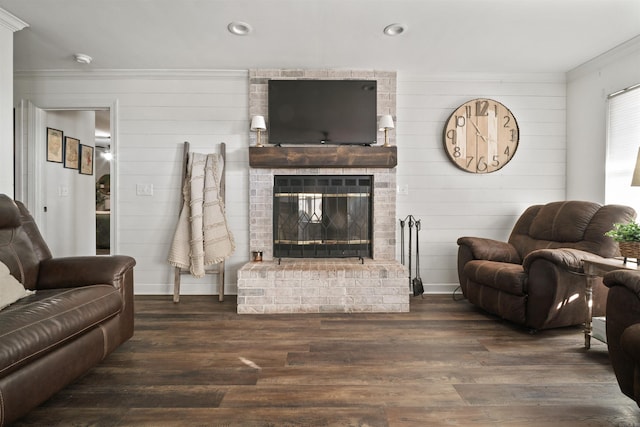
top-left (522, 248), bottom-right (604, 273)
top-left (36, 255), bottom-right (136, 291)
top-left (457, 236), bottom-right (521, 263)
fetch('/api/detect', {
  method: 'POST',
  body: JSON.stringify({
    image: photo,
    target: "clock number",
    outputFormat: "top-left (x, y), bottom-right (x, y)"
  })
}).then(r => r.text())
top-left (503, 115), bottom-right (511, 128)
top-left (504, 146), bottom-right (511, 157)
top-left (446, 129), bottom-right (457, 142)
top-left (466, 156), bottom-right (474, 168)
top-left (510, 129), bottom-right (517, 141)
top-left (492, 155), bottom-right (500, 167)
top-left (476, 100), bottom-right (489, 116)
top-left (455, 115), bottom-right (465, 127)
top-left (476, 157), bottom-right (488, 172)
top-left (453, 146), bottom-right (461, 158)
top-left (465, 105), bottom-right (472, 118)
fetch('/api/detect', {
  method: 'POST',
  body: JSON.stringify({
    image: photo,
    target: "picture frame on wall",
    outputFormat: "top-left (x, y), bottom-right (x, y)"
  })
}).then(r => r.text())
top-left (64, 136), bottom-right (80, 169)
top-left (79, 144), bottom-right (94, 175)
top-left (46, 127), bottom-right (64, 163)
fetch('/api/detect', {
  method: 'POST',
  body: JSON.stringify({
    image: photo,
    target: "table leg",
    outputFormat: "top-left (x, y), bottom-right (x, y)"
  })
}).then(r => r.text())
top-left (584, 274), bottom-right (594, 350)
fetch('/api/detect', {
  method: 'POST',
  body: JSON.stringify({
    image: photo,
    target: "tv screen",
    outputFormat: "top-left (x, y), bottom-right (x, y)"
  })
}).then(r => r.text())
top-left (268, 79), bottom-right (377, 145)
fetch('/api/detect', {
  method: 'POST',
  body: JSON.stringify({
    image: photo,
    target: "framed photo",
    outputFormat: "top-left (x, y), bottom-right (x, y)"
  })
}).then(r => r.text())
top-left (46, 127), bottom-right (63, 163)
top-left (79, 144), bottom-right (94, 175)
top-left (64, 136), bottom-right (80, 169)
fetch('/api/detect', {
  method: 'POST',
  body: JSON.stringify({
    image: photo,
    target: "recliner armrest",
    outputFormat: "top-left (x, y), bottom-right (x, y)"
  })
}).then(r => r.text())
top-left (457, 236), bottom-right (521, 263)
top-left (36, 255), bottom-right (136, 290)
top-left (522, 248), bottom-right (604, 273)
top-left (604, 269), bottom-right (640, 297)
top-left (620, 323), bottom-right (640, 405)
top-left (621, 323), bottom-right (640, 361)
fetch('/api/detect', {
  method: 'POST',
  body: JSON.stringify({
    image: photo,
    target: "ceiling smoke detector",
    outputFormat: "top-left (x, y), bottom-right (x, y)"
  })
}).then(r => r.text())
top-left (74, 53), bottom-right (92, 64)
top-left (227, 21), bottom-right (252, 36)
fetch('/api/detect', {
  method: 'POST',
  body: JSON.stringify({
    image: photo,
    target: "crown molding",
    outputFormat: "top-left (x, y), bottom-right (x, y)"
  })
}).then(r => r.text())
top-left (0, 8), bottom-right (28, 32)
top-left (14, 69), bottom-right (249, 80)
top-left (567, 35), bottom-right (640, 81)
top-left (398, 71), bottom-right (566, 83)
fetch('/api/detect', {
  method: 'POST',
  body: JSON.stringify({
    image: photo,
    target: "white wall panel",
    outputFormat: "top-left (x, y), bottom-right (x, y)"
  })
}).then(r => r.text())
top-left (0, 26), bottom-right (14, 195)
top-left (396, 72), bottom-right (566, 289)
top-left (14, 70), bottom-right (249, 296)
top-left (567, 37), bottom-right (640, 202)
top-left (14, 69), bottom-right (567, 295)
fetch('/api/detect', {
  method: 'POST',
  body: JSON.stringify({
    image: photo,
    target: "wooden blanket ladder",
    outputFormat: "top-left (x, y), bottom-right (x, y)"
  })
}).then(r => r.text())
top-left (173, 141), bottom-right (226, 303)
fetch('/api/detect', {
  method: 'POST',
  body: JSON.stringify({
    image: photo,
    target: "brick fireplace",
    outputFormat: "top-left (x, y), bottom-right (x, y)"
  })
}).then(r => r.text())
top-left (236, 69), bottom-right (408, 314)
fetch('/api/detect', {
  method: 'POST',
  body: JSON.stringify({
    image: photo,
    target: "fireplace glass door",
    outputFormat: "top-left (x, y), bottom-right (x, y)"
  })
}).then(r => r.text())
top-left (273, 175), bottom-right (372, 258)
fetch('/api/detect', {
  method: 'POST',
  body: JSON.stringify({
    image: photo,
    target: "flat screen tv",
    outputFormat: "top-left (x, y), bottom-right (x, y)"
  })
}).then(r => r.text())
top-left (268, 79), bottom-right (377, 145)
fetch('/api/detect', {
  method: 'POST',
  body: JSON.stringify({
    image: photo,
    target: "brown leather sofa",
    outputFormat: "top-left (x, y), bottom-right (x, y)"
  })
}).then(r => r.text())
top-left (0, 194), bottom-right (136, 425)
top-left (604, 269), bottom-right (640, 406)
top-left (457, 201), bottom-right (635, 331)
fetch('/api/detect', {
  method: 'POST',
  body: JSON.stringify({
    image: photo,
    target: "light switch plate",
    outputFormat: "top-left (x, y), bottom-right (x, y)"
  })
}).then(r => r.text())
top-left (136, 183), bottom-right (154, 196)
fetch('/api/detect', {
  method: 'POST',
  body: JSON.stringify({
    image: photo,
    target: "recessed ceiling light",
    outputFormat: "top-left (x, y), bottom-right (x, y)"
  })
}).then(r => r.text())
top-left (227, 21), bottom-right (253, 36)
top-left (383, 23), bottom-right (406, 36)
top-left (74, 53), bottom-right (92, 64)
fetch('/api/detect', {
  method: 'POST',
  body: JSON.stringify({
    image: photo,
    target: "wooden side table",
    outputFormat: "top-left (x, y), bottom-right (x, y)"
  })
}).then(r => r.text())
top-left (583, 258), bottom-right (639, 349)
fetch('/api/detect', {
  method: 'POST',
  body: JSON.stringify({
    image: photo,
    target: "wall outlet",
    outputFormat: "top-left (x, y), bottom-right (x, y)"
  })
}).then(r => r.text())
top-left (136, 183), bottom-right (154, 196)
top-left (397, 184), bottom-right (409, 195)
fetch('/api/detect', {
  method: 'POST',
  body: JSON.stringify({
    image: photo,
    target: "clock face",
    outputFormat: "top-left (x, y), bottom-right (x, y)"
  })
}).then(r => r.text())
top-left (443, 98), bottom-right (519, 173)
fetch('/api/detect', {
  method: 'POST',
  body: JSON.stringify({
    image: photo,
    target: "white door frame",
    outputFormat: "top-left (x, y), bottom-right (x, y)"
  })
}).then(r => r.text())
top-left (15, 99), bottom-right (119, 254)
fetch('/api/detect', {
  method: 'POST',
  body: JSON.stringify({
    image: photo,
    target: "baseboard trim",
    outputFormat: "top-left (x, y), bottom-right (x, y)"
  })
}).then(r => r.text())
top-left (134, 282), bottom-right (460, 296)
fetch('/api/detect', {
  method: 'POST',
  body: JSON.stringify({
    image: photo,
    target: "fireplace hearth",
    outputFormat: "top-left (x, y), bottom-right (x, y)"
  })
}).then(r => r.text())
top-left (238, 164), bottom-right (408, 314)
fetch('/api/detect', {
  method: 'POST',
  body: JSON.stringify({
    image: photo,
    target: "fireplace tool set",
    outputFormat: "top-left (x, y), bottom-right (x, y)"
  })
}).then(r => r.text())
top-left (400, 215), bottom-right (424, 297)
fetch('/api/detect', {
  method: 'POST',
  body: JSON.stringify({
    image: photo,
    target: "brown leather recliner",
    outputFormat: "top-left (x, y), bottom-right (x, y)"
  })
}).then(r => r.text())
top-left (604, 269), bottom-right (640, 406)
top-left (0, 194), bottom-right (136, 425)
top-left (457, 201), bottom-right (636, 330)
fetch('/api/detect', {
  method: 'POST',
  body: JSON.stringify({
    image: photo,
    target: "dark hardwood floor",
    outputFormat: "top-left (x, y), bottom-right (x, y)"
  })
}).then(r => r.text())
top-left (12, 294), bottom-right (640, 426)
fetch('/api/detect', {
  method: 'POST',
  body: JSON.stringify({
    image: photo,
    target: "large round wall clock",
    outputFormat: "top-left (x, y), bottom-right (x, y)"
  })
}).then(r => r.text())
top-left (443, 98), bottom-right (519, 173)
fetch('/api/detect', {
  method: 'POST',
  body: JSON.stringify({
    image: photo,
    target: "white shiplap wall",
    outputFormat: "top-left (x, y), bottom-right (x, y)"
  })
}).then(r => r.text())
top-left (396, 72), bottom-right (567, 291)
top-left (13, 70), bottom-right (567, 295)
top-left (14, 70), bottom-right (250, 295)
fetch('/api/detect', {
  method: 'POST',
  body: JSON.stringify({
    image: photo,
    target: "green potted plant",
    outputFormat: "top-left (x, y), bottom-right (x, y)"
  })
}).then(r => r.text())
top-left (605, 220), bottom-right (640, 259)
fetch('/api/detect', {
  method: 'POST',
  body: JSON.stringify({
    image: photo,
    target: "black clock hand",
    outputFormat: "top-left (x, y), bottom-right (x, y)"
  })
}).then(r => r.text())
top-left (469, 120), bottom-right (488, 143)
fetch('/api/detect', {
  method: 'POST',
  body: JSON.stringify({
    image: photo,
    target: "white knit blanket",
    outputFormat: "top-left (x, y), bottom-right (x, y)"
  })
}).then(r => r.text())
top-left (167, 152), bottom-right (235, 278)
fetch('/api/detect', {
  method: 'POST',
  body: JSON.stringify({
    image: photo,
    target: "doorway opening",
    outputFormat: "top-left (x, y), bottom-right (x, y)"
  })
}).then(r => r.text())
top-left (15, 101), bottom-right (118, 257)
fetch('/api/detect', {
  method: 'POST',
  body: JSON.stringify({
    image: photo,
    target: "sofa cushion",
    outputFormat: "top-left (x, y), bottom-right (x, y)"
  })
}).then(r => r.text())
top-left (0, 285), bottom-right (123, 378)
top-left (0, 260), bottom-right (35, 310)
top-left (463, 260), bottom-right (527, 296)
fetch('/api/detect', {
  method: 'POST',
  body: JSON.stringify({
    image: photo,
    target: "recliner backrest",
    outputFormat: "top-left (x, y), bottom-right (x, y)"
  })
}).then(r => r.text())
top-left (508, 201), bottom-right (636, 260)
top-left (0, 194), bottom-right (52, 289)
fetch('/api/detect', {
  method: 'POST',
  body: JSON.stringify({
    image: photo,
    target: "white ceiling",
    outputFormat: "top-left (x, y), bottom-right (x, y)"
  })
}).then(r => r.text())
top-left (1, 0), bottom-right (640, 74)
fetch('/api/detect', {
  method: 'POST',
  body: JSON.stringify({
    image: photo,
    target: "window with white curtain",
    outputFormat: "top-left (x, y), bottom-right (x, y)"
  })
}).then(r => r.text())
top-left (605, 85), bottom-right (640, 216)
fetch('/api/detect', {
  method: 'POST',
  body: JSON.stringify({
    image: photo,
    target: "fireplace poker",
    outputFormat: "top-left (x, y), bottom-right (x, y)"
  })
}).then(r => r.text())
top-left (413, 220), bottom-right (425, 297)
top-left (408, 215), bottom-right (414, 289)
top-left (400, 219), bottom-right (406, 265)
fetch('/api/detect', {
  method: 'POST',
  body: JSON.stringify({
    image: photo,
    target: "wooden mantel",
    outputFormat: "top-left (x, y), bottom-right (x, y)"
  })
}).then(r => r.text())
top-left (249, 145), bottom-right (397, 168)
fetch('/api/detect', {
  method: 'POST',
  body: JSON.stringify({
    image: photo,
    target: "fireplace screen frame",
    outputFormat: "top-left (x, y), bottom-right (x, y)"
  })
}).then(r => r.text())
top-left (273, 175), bottom-right (373, 258)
